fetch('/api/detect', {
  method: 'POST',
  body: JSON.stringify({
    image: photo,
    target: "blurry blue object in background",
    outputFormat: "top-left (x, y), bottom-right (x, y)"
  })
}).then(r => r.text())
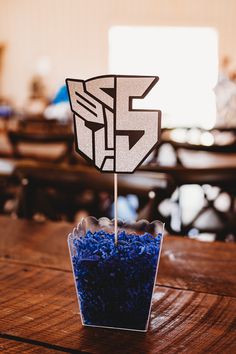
top-left (111, 195), bottom-right (138, 222)
top-left (44, 85), bottom-right (71, 122)
top-left (0, 105), bottom-right (13, 117)
top-left (52, 85), bottom-right (69, 104)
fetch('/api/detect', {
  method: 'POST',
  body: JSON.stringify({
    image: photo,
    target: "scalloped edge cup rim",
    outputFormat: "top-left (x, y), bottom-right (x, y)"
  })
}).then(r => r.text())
top-left (68, 216), bottom-right (165, 241)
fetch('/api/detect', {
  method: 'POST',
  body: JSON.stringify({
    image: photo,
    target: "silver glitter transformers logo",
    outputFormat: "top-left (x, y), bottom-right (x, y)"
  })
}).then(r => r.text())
top-left (66, 75), bottom-right (161, 173)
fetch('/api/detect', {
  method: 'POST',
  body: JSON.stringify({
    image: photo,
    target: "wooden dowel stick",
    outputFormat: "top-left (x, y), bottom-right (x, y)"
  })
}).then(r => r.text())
top-left (114, 173), bottom-right (118, 244)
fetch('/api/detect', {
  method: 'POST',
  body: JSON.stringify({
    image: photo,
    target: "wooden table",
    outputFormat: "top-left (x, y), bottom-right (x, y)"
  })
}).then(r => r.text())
top-left (0, 216), bottom-right (235, 353)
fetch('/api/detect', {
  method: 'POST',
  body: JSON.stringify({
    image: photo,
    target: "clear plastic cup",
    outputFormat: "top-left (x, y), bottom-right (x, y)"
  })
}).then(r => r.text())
top-left (68, 216), bottom-right (164, 332)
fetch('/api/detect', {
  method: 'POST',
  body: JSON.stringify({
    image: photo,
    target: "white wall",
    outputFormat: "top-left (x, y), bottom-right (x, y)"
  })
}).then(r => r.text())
top-left (0, 0), bottom-right (236, 106)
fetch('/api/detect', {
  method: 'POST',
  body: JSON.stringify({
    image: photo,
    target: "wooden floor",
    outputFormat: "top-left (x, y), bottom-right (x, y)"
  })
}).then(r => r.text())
top-left (0, 216), bottom-right (236, 353)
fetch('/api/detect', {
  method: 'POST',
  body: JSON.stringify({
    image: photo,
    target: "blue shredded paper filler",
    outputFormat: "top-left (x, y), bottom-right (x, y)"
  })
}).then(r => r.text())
top-left (72, 230), bottom-right (161, 330)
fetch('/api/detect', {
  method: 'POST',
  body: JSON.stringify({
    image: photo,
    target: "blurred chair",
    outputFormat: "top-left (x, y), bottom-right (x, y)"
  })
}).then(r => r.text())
top-left (160, 127), bottom-right (236, 154)
top-left (142, 128), bottom-right (236, 240)
top-left (7, 119), bottom-right (74, 162)
top-left (14, 161), bottom-right (175, 226)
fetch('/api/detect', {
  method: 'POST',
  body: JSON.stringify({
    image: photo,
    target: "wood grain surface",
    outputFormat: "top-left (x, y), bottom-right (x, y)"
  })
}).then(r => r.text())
top-left (1, 261), bottom-right (236, 354)
top-left (0, 216), bottom-right (236, 353)
top-left (0, 216), bottom-right (235, 296)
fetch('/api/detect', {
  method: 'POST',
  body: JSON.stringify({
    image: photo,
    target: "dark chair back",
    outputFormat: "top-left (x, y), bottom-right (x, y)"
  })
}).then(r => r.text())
top-left (8, 119), bottom-right (74, 162)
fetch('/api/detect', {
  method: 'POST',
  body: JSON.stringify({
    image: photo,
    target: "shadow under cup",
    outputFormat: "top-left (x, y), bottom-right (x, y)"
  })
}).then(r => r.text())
top-left (68, 217), bottom-right (164, 332)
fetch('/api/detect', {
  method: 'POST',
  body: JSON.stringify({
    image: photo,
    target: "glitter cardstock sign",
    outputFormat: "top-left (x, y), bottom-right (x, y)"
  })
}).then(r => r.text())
top-left (66, 75), bottom-right (161, 173)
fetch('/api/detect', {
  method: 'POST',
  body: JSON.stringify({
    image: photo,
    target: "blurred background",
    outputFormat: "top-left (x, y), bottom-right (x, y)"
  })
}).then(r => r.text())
top-left (1, 0), bottom-right (236, 241)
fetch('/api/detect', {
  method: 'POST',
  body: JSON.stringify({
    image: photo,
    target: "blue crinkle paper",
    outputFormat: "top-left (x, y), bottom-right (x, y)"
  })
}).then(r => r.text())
top-left (72, 230), bottom-right (162, 331)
